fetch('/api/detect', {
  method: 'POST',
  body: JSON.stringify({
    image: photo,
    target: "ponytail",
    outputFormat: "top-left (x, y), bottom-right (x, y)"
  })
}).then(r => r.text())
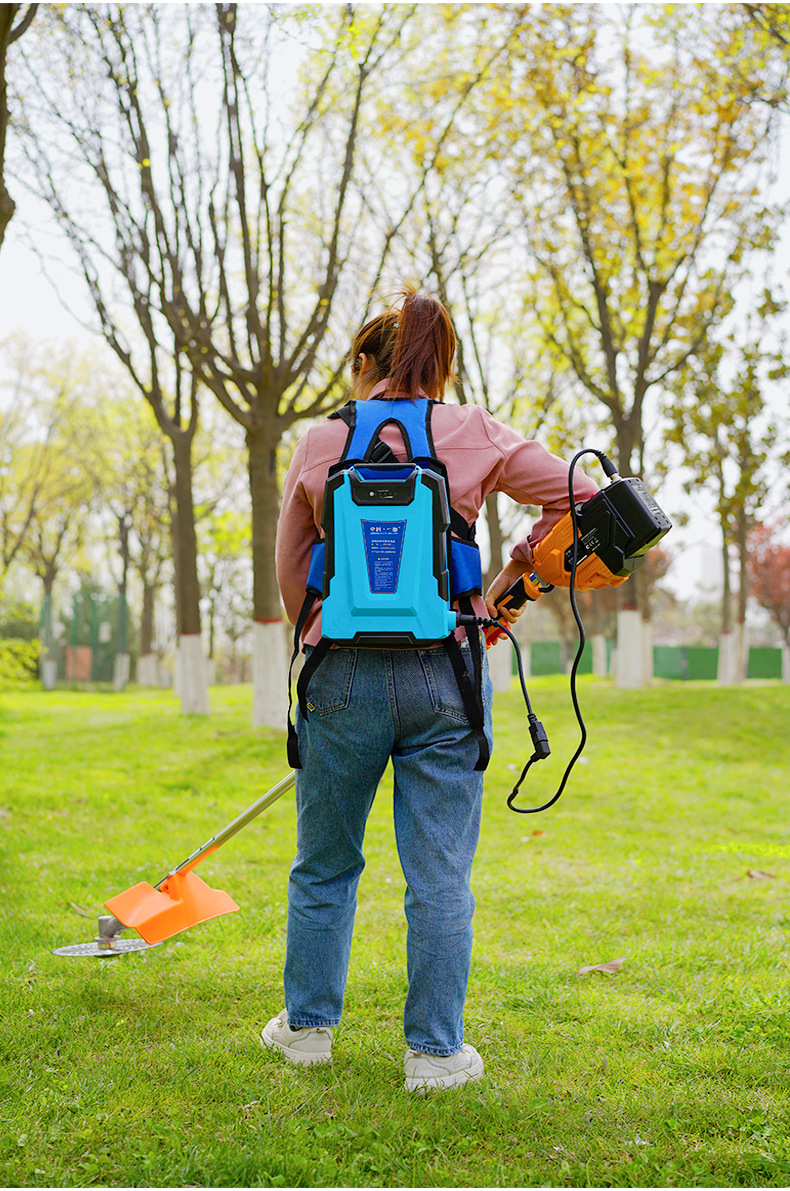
top-left (350, 284), bottom-right (457, 401)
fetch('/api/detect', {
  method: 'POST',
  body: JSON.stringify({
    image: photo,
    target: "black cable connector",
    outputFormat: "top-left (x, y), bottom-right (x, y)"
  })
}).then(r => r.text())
top-left (456, 614), bottom-right (552, 774)
top-left (528, 714), bottom-right (551, 761)
top-left (594, 450), bottom-right (619, 480)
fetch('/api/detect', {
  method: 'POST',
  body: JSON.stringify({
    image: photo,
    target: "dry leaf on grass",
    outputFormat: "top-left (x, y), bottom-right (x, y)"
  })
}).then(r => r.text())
top-left (577, 956), bottom-right (625, 977)
top-left (65, 902), bottom-right (92, 918)
top-left (746, 869), bottom-right (775, 880)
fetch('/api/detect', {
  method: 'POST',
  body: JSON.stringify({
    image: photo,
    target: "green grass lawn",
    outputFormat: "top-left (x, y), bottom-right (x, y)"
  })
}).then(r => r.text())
top-left (2, 676), bottom-right (790, 1187)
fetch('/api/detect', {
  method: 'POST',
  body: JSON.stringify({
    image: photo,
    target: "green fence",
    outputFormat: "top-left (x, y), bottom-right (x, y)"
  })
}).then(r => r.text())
top-left (530, 641), bottom-right (784, 680)
top-left (748, 647), bottom-right (783, 680)
top-left (530, 640), bottom-right (563, 676)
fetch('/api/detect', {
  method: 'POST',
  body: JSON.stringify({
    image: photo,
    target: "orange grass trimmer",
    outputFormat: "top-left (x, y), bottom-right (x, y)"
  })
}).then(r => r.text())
top-left (53, 771), bottom-right (296, 958)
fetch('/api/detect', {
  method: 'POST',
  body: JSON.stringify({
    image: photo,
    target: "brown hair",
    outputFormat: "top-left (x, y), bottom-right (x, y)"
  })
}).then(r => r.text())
top-left (350, 284), bottom-right (457, 401)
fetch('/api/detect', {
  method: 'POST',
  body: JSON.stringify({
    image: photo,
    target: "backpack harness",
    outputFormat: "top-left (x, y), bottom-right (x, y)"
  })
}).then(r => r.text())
top-left (286, 396), bottom-right (491, 771)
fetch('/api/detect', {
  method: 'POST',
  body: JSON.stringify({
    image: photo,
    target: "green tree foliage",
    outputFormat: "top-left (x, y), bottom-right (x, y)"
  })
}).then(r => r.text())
top-left (74, 386), bottom-right (174, 661)
top-left (0, 334), bottom-right (86, 585)
top-left (13, 345), bottom-right (99, 600)
top-left (475, 5), bottom-right (783, 481)
top-left (724, 4), bottom-right (790, 109)
top-left (665, 293), bottom-right (787, 637)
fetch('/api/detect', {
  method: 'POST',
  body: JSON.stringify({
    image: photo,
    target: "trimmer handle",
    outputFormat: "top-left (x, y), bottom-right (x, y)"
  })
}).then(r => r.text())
top-left (484, 572), bottom-right (553, 647)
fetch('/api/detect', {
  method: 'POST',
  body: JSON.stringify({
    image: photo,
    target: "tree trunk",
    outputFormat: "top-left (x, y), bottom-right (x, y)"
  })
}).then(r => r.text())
top-left (170, 431), bottom-right (209, 714)
top-left (39, 584), bottom-right (56, 690)
top-left (171, 435), bottom-right (201, 635)
top-left (115, 512), bottom-right (131, 691)
top-left (614, 415), bottom-right (641, 482)
top-left (717, 521), bottom-right (737, 684)
top-left (247, 422), bottom-right (283, 620)
top-left (247, 421), bottom-right (288, 729)
top-left (137, 580), bottom-right (159, 688)
top-left (140, 582), bottom-right (156, 656)
top-left (208, 591), bottom-right (216, 661)
top-left (613, 416), bottom-right (648, 671)
top-left (0, 8), bottom-right (18, 253)
top-left (721, 531), bottom-right (732, 635)
top-left (589, 591), bottom-right (608, 676)
top-left (735, 506), bottom-right (749, 683)
top-left (483, 492), bottom-right (506, 593)
top-left (615, 606), bottom-right (643, 689)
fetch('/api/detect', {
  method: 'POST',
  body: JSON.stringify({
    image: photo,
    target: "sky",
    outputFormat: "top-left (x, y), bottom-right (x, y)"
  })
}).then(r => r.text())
top-left (2, 9), bottom-right (788, 610)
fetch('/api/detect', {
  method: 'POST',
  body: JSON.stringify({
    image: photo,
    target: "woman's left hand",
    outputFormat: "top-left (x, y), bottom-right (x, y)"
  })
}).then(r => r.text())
top-left (485, 559), bottom-right (529, 624)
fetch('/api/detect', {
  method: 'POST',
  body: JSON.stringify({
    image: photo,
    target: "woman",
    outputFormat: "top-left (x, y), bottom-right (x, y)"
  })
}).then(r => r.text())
top-left (266, 286), bottom-right (597, 1091)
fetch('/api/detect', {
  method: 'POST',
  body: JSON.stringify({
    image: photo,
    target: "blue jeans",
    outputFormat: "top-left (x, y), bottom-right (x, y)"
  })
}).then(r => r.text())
top-left (285, 642), bottom-right (493, 1055)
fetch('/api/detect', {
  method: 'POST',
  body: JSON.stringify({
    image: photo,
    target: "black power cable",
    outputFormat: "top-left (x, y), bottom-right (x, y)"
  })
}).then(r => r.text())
top-left (462, 448), bottom-right (617, 814)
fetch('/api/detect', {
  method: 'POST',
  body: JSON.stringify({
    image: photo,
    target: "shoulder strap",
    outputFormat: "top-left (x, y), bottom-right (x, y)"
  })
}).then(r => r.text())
top-left (328, 402), bottom-right (356, 463)
top-left (339, 402), bottom-right (474, 543)
top-left (340, 398), bottom-right (433, 463)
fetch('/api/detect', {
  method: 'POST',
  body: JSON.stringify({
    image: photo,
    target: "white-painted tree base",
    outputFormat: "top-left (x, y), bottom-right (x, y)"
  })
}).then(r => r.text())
top-left (113, 652), bottom-right (130, 692)
top-left (176, 634), bottom-right (210, 715)
top-left (488, 638), bottom-right (514, 691)
top-left (718, 626), bottom-right (748, 685)
top-left (42, 657), bottom-right (57, 690)
top-left (642, 620), bottom-right (654, 684)
top-left (591, 633), bottom-right (608, 677)
top-left (615, 609), bottom-right (643, 689)
top-left (252, 620), bottom-right (289, 730)
top-left (137, 653), bottom-right (163, 687)
top-left (717, 632), bottom-right (737, 685)
top-left (783, 644), bottom-right (790, 684)
top-left (738, 623), bottom-right (750, 683)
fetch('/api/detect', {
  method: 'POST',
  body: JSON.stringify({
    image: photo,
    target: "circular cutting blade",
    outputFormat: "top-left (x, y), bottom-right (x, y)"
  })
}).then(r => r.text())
top-left (52, 938), bottom-right (161, 958)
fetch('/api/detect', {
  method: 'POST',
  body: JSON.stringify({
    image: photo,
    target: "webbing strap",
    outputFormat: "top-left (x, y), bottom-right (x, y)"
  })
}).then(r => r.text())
top-left (286, 588), bottom-right (320, 769)
top-left (443, 628), bottom-right (490, 772)
top-left (288, 636), bottom-right (332, 769)
top-left (296, 638), bottom-right (332, 719)
top-left (461, 595), bottom-right (488, 768)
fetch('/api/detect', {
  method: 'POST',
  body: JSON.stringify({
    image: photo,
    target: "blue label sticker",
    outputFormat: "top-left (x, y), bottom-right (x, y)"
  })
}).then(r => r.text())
top-left (362, 520), bottom-right (406, 594)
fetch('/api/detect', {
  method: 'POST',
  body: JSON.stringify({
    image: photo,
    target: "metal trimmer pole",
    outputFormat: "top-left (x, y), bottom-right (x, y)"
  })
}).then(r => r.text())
top-left (95, 771), bottom-right (296, 943)
top-left (154, 770), bottom-right (296, 889)
top-left (58, 771), bottom-right (298, 957)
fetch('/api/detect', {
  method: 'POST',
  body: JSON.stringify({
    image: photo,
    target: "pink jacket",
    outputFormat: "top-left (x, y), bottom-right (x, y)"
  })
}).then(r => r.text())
top-left (275, 384), bottom-right (598, 647)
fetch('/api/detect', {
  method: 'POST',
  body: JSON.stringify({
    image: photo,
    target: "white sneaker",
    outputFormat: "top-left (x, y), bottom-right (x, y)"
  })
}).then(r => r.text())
top-left (404, 1043), bottom-right (484, 1092)
top-left (261, 1009), bottom-right (332, 1066)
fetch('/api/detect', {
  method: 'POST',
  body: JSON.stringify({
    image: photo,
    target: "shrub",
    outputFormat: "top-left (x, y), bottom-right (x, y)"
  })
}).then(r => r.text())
top-left (0, 600), bottom-right (39, 641)
top-left (0, 639), bottom-right (41, 687)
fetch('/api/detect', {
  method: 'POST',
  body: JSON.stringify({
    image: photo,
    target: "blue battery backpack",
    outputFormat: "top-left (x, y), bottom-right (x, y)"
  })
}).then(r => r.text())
top-left (286, 397), bottom-right (490, 771)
